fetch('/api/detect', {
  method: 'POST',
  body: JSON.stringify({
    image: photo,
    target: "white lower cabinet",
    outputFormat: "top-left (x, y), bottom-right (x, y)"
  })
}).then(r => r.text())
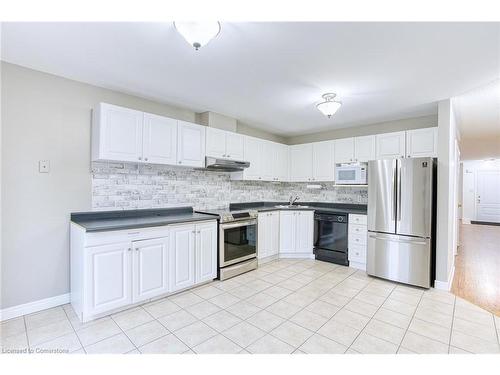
top-left (258, 211), bottom-right (280, 260)
top-left (279, 210), bottom-right (314, 257)
top-left (132, 237), bottom-right (170, 303)
top-left (71, 220), bottom-right (217, 322)
top-left (195, 222), bottom-right (218, 284)
top-left (85, 242), bottom-right (133, 317)
top-left (348, 214), bottom-right (368, 270)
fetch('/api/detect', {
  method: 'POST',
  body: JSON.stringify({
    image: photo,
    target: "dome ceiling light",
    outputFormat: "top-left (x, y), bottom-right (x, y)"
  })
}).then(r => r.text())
top-left (316, 93), bottom-right (342, 118)
top-left (173, 22), bottom-right (221, 50)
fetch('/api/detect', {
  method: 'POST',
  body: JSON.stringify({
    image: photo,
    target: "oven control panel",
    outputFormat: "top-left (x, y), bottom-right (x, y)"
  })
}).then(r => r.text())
top-left (220, 210), bottom-right (258, 223)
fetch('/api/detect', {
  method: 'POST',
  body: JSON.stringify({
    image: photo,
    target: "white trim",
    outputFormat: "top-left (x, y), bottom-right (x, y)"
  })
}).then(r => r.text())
top-left (434, 265), bottom-right (455, 291)
top-left (0, 293), bottom-right (70, 322)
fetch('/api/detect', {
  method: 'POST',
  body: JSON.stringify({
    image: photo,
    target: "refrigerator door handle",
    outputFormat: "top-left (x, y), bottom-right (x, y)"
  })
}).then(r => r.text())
top-left (368, 233), bottom-right (427, 245)
top-left (397, 160), bottom-right (402, 222)
top-left (391, 162), bottom-right (397, 221)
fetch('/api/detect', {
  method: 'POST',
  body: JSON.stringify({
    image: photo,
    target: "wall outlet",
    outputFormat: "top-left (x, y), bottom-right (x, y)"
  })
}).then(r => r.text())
top-left (39, 160), bottom-right (50, 173)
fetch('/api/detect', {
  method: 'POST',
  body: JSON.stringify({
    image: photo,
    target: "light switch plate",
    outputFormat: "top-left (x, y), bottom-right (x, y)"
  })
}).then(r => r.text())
top-left (39, 160), bottom-right (50, 173)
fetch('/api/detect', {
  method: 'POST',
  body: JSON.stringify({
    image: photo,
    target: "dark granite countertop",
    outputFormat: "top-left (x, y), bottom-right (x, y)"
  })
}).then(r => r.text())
top-left (71, 207), bottom-right (217, 232)
top-left (228, 202), bottom-right (368, 215)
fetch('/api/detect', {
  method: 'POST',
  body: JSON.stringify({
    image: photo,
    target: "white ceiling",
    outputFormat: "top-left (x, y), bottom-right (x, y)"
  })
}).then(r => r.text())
top-left (1, 22), bottom-right (499, 137)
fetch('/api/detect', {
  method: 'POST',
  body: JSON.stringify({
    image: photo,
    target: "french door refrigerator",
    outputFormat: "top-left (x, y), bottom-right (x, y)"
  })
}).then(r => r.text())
top-left (367, 157), bottom-right (436, 288)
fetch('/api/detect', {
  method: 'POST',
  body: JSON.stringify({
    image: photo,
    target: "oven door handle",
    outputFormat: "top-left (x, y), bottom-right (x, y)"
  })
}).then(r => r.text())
top-left (220, 220), bottom-right (257, 229)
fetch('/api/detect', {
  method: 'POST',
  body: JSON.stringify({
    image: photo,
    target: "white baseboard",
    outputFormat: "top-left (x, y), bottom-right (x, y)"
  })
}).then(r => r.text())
top-left (0, 293), bottom-right (70, 322)
top-left (434, 265), bottom-right (455, 291)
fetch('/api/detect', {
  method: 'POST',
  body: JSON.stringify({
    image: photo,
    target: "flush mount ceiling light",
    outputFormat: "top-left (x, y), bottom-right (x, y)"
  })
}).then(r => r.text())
top-left (173, 22), bottom-right (221, 50)
top-left (316, 93), bottom-right (342, 118)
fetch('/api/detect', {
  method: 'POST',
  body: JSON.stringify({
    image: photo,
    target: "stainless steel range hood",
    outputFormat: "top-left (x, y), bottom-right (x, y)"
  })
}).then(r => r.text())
top-left (204, 157), bottom-right (250, 172)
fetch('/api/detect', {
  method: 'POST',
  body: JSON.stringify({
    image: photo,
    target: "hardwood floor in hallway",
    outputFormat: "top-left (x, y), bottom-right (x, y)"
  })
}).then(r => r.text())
top-left (451, 223), bottom-right (500, 316)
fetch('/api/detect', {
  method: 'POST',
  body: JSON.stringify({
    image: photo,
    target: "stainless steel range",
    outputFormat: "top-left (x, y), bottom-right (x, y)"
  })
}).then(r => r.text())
top-left (195, 208), bottom-right (258, 280)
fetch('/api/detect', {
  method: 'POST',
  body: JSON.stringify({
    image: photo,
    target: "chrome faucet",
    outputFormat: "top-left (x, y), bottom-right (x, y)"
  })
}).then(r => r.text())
top-left (289, 195), bottom-right (300, 206)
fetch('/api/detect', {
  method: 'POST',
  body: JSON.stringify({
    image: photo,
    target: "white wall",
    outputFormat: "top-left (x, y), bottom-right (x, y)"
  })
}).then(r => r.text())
top-left (462, 159), bottom-right (500, 223)
top-left (435, 99), bottom-right (460, 288)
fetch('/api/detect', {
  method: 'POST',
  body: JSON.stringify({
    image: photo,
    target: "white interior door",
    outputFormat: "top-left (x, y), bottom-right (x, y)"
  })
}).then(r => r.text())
top-left (143, 114), bottom-right (177, 165)
top-left (476, 170), bottom-right (500, 223)
top-left (132, 237), bottom-right (169, 303)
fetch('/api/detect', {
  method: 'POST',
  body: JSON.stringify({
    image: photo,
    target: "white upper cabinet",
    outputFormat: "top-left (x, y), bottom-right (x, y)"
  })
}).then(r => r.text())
top-left (275, 143), bottom-right (289, 181)
top-left (289, 144), bottom-right (313, 182)
top-left (206, 127), bottom-right (244, 160)
top-left (177, 120), bottom-right (206, 168)
top-left (225, 132), bottom-right (245, 160)
top-left (312, 141), bottom-right (334, 181)
top-left (354, 135), bottom-right (376, 162)
top-left (92, 103), bottom-right (144, 163)
top-left (334, 138), bottom-right (355, 163)
top-left (376, 131), bottom-right (406, 159)
top-left (143, 113), bottom-right (178, 165)
top-left (261, 140), bottom-right (275, 181)
top-left (205, 127), bottom-right (226, 158)
top-left (239, 136), bottom-right (263, 180)
top-left (406, 127), bottom-right (438, 158)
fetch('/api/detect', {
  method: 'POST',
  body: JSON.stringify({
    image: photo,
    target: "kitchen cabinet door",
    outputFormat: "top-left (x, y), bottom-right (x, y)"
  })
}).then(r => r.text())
top-left (132, 237), bottom-right (169, 303)
top-left (143, 113), bottom-right (178, 165)
top-left (261, 141), bottom-right (276, 181)
top-left (242, 136), bottom-right (263, 180)
top-left (406, 127), bottom-right (438, 158)
top-left (275, 143), bottom-right (289, 182)
top-left (177, 121), bottom-right (206, 168)
top-left (295, 211), bottom-right (314, 254)
top-left (206, 127), bottom-right (227, 158)
top-left (169, 224), bottom-right (196, 292)
top-left (289, 144), bottom-right (313, 182)
top-left (269, 211), bottom-right (280, 256)
top-left (94, 103), bottom-right (144, 163)
top-left (195, 222), bottom-right (218, 283)
top-left (85, 242), bottom-right (132, 316)
top-left (334, 138), bottom-right (355, 163)
top-left (312, 141), bottom-right (334, 181)
top-left (279, 211), bottom-right (296, 253)
top-left (225, 132), bottom-right (245, 160)
top-left (376, 131), bottom-right (406, 159)
top-left (354, 135), bottom-right (376, 162)
top-left (257, 213), bottom-right (271, 259)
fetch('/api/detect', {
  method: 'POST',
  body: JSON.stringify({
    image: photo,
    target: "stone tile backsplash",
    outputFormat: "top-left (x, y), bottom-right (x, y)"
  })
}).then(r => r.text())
top-left (91, 162), bottom-right (368, 210)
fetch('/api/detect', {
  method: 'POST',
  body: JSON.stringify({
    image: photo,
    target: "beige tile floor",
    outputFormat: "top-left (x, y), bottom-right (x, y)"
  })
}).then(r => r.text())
top-left (1, 258), bottom-right (499, 354)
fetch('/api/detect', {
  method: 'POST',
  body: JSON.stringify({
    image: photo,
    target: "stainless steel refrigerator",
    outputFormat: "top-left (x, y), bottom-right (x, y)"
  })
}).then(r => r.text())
top-left (367, 157), bottom-right (436, 288)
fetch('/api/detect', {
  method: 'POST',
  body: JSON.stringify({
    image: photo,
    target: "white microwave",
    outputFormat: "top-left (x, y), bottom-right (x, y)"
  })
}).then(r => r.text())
top-left (335, 163), bottom-right (368, 185)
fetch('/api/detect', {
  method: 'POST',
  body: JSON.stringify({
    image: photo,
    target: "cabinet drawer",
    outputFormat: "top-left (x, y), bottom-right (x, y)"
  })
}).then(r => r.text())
top-left (348, 244), bottom-right (366, 263)
top-left (349, 233), bottom-right (367, 246)
top-left (349, 224), bottom-right (367, 236)
top-left (85, 226), bottom-right (171, 247)
top-left (349, 214), bottom-right (367, 225)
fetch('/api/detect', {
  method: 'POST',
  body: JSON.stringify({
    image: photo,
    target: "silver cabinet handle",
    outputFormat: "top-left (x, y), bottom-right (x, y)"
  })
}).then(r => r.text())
top-left (144, 157), bottom-right (148, 161)
top-left (178, 161), bottom-right (182, 164)
top-left (227, 155), bottom-right (231, 158)
top-left (128, 232), bottom-right (140, 235)
top-left (138, 157), bottom-right (142, 160)
top-left (128, 248), bottom-right (132, 251)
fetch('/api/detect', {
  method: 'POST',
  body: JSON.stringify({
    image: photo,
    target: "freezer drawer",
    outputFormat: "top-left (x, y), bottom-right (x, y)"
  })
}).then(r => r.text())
top-left (367, 232), bottom-right (431, 288)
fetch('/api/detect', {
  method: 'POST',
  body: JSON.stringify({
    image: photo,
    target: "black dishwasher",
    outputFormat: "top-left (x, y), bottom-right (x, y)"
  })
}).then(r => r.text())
top-left (313, 212), bottom-right (349, 266)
